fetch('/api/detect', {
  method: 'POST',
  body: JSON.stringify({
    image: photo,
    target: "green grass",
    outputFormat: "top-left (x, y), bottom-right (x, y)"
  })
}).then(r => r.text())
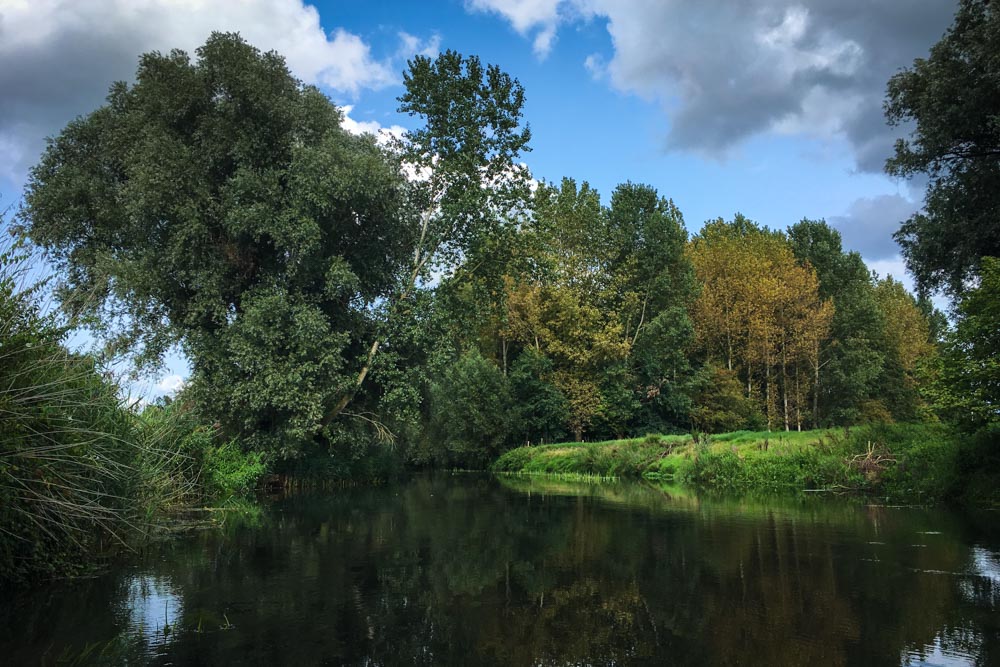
top-left (492, 424), bottom-right (982, 503)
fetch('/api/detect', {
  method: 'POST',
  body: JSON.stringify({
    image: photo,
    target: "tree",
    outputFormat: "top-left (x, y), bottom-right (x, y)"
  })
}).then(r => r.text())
top-left (788, 220), bottom-right (888, 425)
top-left (930, 257), bottom-right (1000, 429)
top-left (22, 37), bottom-right (532, 456)
top-left (604, 183), bottom-right (698, 432)
top-left (688, 216), bottom-right (833, 430)
top-left (22, 33), bottom-right (412, 454)
top-left (689, 364), bottom-right (764, 434)
top-left (428, 349), bottom-right (512, 467)
top-left (873, 276), bottom-right (936, 420)
top-left (885, 0), bottom-right (1000, 297)
top-left (508, 349), bottom-right (569, 446)
top-left (324, 49), bottom-right (532, 426)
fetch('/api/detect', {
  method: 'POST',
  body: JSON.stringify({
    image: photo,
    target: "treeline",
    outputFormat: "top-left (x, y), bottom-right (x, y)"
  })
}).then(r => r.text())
top-left (15, 3), bottom-right (1000, 477)
top-left (408, 187), bottom-right (941, 466)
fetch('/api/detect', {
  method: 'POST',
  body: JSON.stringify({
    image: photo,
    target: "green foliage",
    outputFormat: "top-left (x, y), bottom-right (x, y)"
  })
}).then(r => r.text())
top-left (787, 220), bottom-right (884, 425)
top-left (689, 363), bottom-right (765, 433)
top-left (0, 241), bottom-right (138, 581)
top-left (21, 32), bottom-right (413, 456)
top-left (491, 424), bottom-right (980, 503)
top-left (508, 349), bottom-right (569, 445)
top-left (885, 0), bottom-right (1000, 297)
top-left (428, 349), bottom-right (512, 467)
top-left (200, 440), bottom-right (267, 497)
top-left (952, 424), bottom-right (1000, 505)
top-left (928, 257), bottom-right (1000, 429)
top-left (840, 423), bottom-right (961, 502)
top-left (398, 49), bottom-right (532, 269)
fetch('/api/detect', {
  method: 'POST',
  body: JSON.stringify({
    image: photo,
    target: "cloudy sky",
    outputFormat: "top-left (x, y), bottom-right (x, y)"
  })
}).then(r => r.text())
top-left (0, 0), bottom-right (957, 398)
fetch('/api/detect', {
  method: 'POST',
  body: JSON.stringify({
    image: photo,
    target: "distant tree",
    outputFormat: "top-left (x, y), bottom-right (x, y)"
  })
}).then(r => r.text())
top-left (689, 216), bottom-right (833, 430)
top-left (885, 0), bottom-right (1000, 296)
top-left (788, 220), bottom-right (888, 425)
top-left (689, 364), bottom-right (764, 434)
top-left (604, 183), bottom-right (698, 432)
top-left (873, 276), bottom-right (936, 420)
top-left (508, 349), bottom-right (569, 446)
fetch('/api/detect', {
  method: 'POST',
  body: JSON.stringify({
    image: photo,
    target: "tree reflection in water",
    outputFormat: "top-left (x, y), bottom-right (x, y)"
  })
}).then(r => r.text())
top-left (1, 474), bottom-right (998, 665)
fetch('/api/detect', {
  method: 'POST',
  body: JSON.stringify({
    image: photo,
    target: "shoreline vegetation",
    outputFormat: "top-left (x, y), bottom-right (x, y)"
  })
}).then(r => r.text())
top-left (492, 424), bottom-right (999, 506)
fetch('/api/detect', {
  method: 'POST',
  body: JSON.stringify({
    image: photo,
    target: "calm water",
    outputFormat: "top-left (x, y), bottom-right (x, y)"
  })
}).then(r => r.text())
top-left (2, 474), bottom-right (999, 666)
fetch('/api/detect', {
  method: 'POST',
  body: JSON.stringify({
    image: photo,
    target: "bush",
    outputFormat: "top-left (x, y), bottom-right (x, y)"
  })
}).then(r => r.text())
top-left (202, 440), bottom-right (267, 497)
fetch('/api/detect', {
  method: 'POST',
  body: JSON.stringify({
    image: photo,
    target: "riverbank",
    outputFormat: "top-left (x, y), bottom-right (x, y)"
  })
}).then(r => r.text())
top-left (492, 423), bottom-right (998, 504)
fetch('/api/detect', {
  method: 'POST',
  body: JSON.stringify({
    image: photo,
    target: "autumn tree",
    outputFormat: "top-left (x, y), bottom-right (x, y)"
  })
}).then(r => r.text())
top-left (498, 179), bottom-right (695, 441)
top-left (873, 276), bottom-right (936, 420)
top-left (688, 216), bottom-right (833, 431)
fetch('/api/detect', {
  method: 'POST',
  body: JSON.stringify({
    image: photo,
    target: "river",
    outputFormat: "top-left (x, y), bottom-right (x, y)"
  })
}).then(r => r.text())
top-left (2, 474), bottom-right (998, 665)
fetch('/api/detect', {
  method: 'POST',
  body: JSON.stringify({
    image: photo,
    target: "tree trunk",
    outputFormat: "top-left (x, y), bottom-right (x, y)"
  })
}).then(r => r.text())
top-left (782, 337), bottom-right (790, 432)
top-left (813, 341), bottom-right (820, 429)
top-left (501, 336), bottom-right (508, 376)
top-left (795, 367), bottom-right (802, 431)
top-left (321, 339), bottom-right (380, 427)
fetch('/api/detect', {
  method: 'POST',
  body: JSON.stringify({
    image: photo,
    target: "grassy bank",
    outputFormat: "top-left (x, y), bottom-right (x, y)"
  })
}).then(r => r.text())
top-left (492, 423), bottom-right (995, 504)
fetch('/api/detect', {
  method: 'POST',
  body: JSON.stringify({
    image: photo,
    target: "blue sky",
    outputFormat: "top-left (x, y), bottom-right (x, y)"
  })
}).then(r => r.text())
top-left (0, 0), bottom-right (957, 400)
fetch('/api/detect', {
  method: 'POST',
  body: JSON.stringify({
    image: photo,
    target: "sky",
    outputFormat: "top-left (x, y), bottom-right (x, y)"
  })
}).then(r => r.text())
top-left (0, 0), bottom-right (958, 401)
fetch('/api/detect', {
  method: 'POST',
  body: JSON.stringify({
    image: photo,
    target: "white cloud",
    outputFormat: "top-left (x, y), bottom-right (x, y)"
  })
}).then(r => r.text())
top-left (155, 374), bottom-right (186, 394)
top-left (465, 0), bottom-right (562, 34)
top-left (0, 0), bottom-right (436, 186)
top-left (583, 53), bottom-right (606, 80)
top-left (397, 31), bottom-right (442, 59)
top-left (465, 0), bottom-right (564, 58)
top-left (465, 0), bottom-right (956, 170)
top-left (339, 105), bottom-right (407, 146)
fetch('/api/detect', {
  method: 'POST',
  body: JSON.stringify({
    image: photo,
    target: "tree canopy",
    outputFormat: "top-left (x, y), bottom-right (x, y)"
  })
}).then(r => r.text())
top-left (885, 0), bottom-right (1000, 296)
top-left (21, 35), bottom-right (532, 456)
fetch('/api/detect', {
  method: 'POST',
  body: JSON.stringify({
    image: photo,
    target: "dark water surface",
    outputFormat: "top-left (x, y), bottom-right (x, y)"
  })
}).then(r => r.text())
top-left (2, 474), bottom-right (999, 666)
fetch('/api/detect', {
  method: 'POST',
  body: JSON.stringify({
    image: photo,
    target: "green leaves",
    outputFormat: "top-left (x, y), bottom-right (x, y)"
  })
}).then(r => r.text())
top-left (885, 0), bottom-right (1000, 296)
top-left (397, 49), bottom-right (532, 272)
top-left (22, 33), bottom-right (412, 455)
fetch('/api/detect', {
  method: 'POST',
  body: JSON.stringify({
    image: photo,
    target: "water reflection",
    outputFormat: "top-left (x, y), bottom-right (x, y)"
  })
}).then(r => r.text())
top-left (120, 575), bottom-right (183, 650)
top-left (1, 474), bottom-right (998, 665)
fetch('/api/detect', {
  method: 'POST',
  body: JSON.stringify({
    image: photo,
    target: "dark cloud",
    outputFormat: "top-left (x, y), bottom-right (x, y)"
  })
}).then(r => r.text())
top-left (830, 193), bottom-right (919, 260)
top-left (472, 0), bottom-right (957, 171)
top-left (603, 0), bottom-right (955, 170)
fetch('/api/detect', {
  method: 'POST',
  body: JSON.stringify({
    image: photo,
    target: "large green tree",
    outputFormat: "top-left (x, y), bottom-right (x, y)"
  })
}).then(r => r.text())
top-left (23, 33), bottom-right (411, 454)
top-left (885, 0), bottom-right (1000, 296)
top-left (22, 35), bottom-right (532, 456)
top-left (322, 49), bottom-right (533, 427)
top-left (930, 257), bottom-right (1000, 429)
top-left (788, 220), bottom-right (887, 425)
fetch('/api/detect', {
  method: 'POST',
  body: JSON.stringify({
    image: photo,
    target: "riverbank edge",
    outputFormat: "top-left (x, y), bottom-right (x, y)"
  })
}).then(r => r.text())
top-left (490, 423), bottom-right (1000, 506)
